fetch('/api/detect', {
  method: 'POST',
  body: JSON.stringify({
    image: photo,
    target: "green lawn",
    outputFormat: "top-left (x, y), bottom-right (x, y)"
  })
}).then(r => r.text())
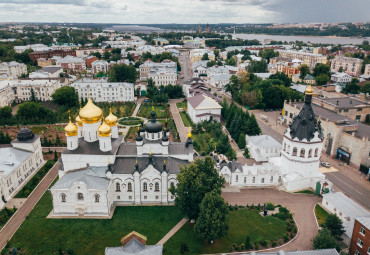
top-left (179, 111), bottom-right (193, 127)
top-left (138, 104), bottom-right (170, 119)
top-left (176, 101), bottom-right (187, 111)
top-left (315, 204), bottom-right (330, 226)
top-left (6, 192), bottom-right (183, 255)
top-left (30, 126), bottom-right (48, 135)
top-left (164, 209), bottom-right (288, 254)
top-left (192, 132), bottom-right (217, 154)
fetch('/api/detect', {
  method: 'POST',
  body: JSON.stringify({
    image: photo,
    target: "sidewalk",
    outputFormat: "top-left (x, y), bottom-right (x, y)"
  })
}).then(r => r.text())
top-left (169, 99), bottom-right (189, 142)
top-left (157, 218), bottom-right (188, 245)
top-left (132, 97), bottom-right (144, 117)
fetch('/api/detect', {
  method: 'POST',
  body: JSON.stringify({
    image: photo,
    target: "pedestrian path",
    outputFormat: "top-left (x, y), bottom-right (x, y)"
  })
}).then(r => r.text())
top-left (132, 98), bottom-right (144, 117)
top-left (157, 218), bottom-right (188, 245)
top-left (319, 166), bottom-right (338, 173)
top-left (169, 99), bottom-right (189, 142)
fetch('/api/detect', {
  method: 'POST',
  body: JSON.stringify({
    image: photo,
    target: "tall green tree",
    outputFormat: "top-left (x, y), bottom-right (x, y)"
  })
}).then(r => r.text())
top-left (108, 64), bottom-right (137, 83)
top-left (299, 64), bottom-right (310, 80)
top-left (246, 114), bottom-right (261, 136)
top-left (269, 72), bottom-right (291, 87)
top-left (238, 133), bottom-right (246, 149)
top-left (259, 48), bottom-right (278, 62)
top-left (30, 88), bottom-right (36, 102)
top-left (315, 74), bottom-right (330, 85)
top-left (52, 86), bottom-right (79, 108)
top-left (247, 60), bottom-right (267, 73)
top-left (169, 157), bottom-right (225, 220)
top-left (313, 63), bottom-right (331, 77)
top-left (194, 190), bottom-right (229, 243)
top-left (312, 228), bottom-right (339, 251)
top-left (201, 53), bottom-right (209, 60)
top-left (324, 214), bottom-right (345, 241)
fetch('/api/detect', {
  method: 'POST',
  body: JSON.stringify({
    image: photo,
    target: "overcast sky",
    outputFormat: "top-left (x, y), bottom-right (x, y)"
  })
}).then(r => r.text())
top-left (0, 0), bottom-right (369, 24)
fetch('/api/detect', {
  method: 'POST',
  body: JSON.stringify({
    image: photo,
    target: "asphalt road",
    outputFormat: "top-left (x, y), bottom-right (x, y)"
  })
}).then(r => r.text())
top-left (179, 50), bottom-right (192, 84)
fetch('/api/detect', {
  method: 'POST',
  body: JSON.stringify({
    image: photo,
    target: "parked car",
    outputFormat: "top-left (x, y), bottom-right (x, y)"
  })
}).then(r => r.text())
top-left (321, 162), bottom-right (331, 168)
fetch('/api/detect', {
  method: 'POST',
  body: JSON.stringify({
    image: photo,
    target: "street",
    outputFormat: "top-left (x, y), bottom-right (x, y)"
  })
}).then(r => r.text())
top-left (178, 50), bottom-right (192, 84)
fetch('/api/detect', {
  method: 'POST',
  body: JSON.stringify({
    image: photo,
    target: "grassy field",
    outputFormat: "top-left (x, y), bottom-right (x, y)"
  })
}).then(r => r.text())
top-left (192, 132), bottom-right (217, 154)
top-left (138, 103), bottom-right (170, 119)
top-left (179, 111), bottom-right (193, 127)
top-left (6, 192), bottom-right (183, 255)
top-left (315, 204), bottom-right (330, 226)
top-left (164, 208), bottom-right (288, 254)
top-left (30, 126), bottom-right (48, 135)
top-left (176, 101), bottom-right (187, 111)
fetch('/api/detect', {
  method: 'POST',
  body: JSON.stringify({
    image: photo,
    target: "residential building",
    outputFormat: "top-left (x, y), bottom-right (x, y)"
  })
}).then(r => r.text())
top-left (209, 73), bottom-right (232, 88)
top-left (331, 56), bottom-right (363, 76)
top-left (36, 58), bottom-right (54, 68)
top-left (206, 65), bottom-right (229, 77)
top-left (56, 56), bottom-right (86, 74)
top-left (85, 56), bottom-right (99, 68)
top-left (75, 48), bottom-right (103, 58)
top-left (292, 74), bottom-right (316, 85)
top-left (0, 82), bottom-right (13, 107)
top-left (189, 49), bottom-right (215, 63)
top-left (331, 72), bottom-right (352, 84)
top-left (30, 49), bottom-right (76, 62)
top-left (153, 38), bottom-right (169, 46)
top-left (49, 101), bottom-right (194, 217)
top-left (70, 78), bottom-right (135, 102)
top-left (29, 66), bottom-right (63, 79)
top-left (282, 99), bottom-right (370, 168)
top-left (105, 231), bottom-right (162, 255)
top-left (91, 60), bottom-right (109, 74)
top-left (183, 78), bottom-right (217, 99)
top-left (312, 96), bottom-right (370, 122)
top-left (322, 192), bottom-right (370, 243)
top-left (136, 45), bottom-right (165, 55)
top-left (0, 61), bottom-right (27, 78)
top-left (349, 216), bottom-right (370, 255)
top-left (278, 50), bottom-right (327, 69)
top-left (246, 135), bottom-right (281, 162)
top-left (0, 128), bottom-right (44, 209)
top-left (147, 68), bottom-right (177, 86)
top-left (364, 64), bottom-right (370, 76)
top-left (139, 59), bottom-right (176, 81)
top-left (183, 37), bottom-right (205, 48)
top-left (187, 94), bottom-right (222, 123)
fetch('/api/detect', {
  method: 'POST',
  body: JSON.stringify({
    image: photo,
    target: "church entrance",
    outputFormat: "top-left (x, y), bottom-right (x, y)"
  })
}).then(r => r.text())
top-left (222, 174), bottom-right (230, 184)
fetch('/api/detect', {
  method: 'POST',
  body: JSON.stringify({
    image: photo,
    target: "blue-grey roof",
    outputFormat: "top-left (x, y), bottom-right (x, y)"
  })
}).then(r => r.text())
top-left (323, 192), bottom-right (370, 218)
top-left (105, 238), bottom-right (162, 255)
top-left (247, 135), bottom-right (281, 147)
top-left (51, 167), bottom-right (109, 190)
top-left (248, 249), bottom-right (339, 255)
top-left (0, 147), bottom-right (32, 176)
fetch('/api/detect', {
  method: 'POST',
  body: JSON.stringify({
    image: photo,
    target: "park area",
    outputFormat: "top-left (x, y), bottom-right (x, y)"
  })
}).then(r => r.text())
top-left (137, 103), bottom-right (170, 119)
top-left (315, 204), bottom-right (330, 226)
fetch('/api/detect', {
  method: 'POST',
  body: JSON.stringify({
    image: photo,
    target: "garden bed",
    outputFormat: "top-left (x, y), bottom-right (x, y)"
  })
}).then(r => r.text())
top-left (138, 103), bottom-right (170, 119)
top-left (118, 117), bottom-right (142, 126)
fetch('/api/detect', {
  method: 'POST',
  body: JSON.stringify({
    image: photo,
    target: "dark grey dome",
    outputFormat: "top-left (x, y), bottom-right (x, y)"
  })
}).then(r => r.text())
top-left (136, 136), bottom-right (143, 141)
top-left (17, 128), bottom-right (35, 141)
top-left (162, 136), bottom-right (169, 142)
top-left (145, 122), bottom-right (163, 133)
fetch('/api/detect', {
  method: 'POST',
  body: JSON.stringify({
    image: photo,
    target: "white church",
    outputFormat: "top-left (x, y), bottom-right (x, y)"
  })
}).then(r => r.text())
top-left (50, 98), bottom-right (194, 217)
top-left (219, 85), bottom-right (331, 192)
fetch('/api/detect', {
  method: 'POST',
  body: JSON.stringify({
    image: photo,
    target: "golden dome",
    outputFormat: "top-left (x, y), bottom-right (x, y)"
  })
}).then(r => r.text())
top-left (105, 108), bottom-right (118, 126)
top-left (305, 85), bottom-right (314, 95)
top-left (75, 115), bottom-right (83, 126)
top-left (65, 116), bottom-right (78, 136)
top-left (79, 96), bottom-right (103, 124)
top-left (187, 128), bottom-right (192, 138)
top-left (98, 118), bottom-right (111, 137)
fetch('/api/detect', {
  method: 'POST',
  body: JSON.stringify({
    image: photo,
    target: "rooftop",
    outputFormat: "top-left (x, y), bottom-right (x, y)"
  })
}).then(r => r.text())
top-left (323, 192), bottom-right (369, 218)
top-left (313, 96), bottom-right (369, 109)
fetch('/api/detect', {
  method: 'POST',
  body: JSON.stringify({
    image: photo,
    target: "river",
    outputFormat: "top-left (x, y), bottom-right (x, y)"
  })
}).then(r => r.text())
top-left (232, 33), bottom-right (369, 45)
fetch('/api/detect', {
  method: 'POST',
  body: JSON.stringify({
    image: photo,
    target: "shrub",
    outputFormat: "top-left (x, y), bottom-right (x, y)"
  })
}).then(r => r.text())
top-left (279, 206), bottom-right (288, 213)
top-left (266, 202), bottom-right (275, 210)
top-left (283, 234), bottom-right (289, 242)
top-left (232, 243), bottom-right (237, 249)
top-left (259, 240), bottom-right (267, 247)
top-left (255, 243), bottom-right (259, 250)
top-left (290, 232), bottom-right (295, 238)
top-left (241, 243), bottom-right (245, 250)
top-left (245, 236), bottom-right (251, 249)
top-left (293, 226), bottom-right (297, 234)
top-left (236, 245), bottom-right (241, 252)
top-left (278, 240), bottom-right (282, 245)
top-left (272, 240), bottom-right (277, 247)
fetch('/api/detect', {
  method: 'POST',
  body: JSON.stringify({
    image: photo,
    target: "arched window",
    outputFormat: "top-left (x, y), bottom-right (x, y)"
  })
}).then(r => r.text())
top-left (170, 182), bottom-right (175, 189)
top-left (155, 182), bottom-right (160, 192)
top-left (235, 175), bottom-right (238, 182)
top-left (270, 176), bottom-right (273, 183)
top-left (152, 133), bottom-right (154, 139)
top-left (300, 148), bottom-right (305, 158)
top-left (61, 193), bottom-right (66, 202)
top-left (95, 194), bottom-right (100, 203)
top-left (127, 182), bottom-right (132, 192)
top-left (278, 176), bottom-right (282, 182)
top-left (314, 148), bottom-right (318, 157)
top-left (77, 193), bottom-right (84, 200)
top-left (252, 177), bottom-right (255, 183)
top-left (292, 147), bottom-right (298, 156)
top-left (261, 178), bottom-right (265, 183)
top-left (143, 182), bottom-right (148, 192)
top-left (116, 182), bottom-right (121, 192)
top-left (308, 149), bottom-right (312, 158)
top-left (244, 177), bottom-right (247, 183)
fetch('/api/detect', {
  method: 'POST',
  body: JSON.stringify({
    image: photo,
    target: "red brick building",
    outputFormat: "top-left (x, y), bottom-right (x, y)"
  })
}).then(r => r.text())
top-left (85, 56), bottom-right (99, 68)
top-left (349, 216), bottom-right (370, 255)
top-left (29, 50), bottom-right (76, 62)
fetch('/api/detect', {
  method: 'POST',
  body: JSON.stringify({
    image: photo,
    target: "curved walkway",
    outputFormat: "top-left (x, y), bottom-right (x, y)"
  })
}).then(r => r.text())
top-left (222, 187), bottom-right (321, 251)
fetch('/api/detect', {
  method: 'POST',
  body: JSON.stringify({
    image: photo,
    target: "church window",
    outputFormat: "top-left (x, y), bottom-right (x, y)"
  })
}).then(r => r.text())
top-left (144, 196), bottom-right (147, 199)
top-left (261, 178), bottom-right (265, 183)
top-left (143, 182), bottom-right (148, 192)
top-left (129, 196), bottom-right (132, 199)
top-left (152, 133), bottom-right (154, 139)
top-left (77, 193), bottom-right (84, 200)
top-left (308, 149), bottom-right (312, 158)
top-left (116, 183), bottom-right (121, 191)
top-left (292, 147), bottom-right (298, 156)
top-left (155, 182), bottom-right (160, 192)
top-left (244, 177), bottom-right (246, 183)
top-left (314, 148), bottom-right (318, 157)
top-left (300, 149), bottom-right (305, 158)
top-left (252, 177), bottom-right (255, 183)
top-left (95, 194), bottom-right (100, 203)
top-left (235, 175), bottom-right (238, 182)
top-left (171, 196), bottom-right (174, 199)
top-left (170, 182), bottom-right (175, 189)
top-left (61, 194), bottom-right (66, 202)
top-left (278, 176), bottom-right (282, 182)
top-left (270, 176), bottom-right (273, 183)
top-left (127, 182), bottom-right (132, 192)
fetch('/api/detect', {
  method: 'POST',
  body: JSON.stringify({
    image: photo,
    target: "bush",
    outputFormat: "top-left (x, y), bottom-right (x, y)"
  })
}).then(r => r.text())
top-left (272, 240), bottom-right (277, 247)
top-left (259, 240), bottom-right (267, 247)
top-left (245, 236), bottom-right (251, 249)
top-left (266, 203), bottom-right (275, 210)
top-left (283, 234), bottom-right (289, 242)
top-left (279, 206), bottom-right (289, 213)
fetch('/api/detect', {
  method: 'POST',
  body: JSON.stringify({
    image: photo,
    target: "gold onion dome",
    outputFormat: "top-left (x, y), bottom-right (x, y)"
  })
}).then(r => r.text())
top-left (98, 118), bottom-right (111, 137)
top-left (105, 108), bottom-right (118, 126)
top-left (79, 96), bottom-right (103, 124)
top-left (75, 115), bottom-right (83, 126)
top-left (187, 128), bottom-right (192, 138)
top-left (65, 116), bottom-right (78, 137)
top-left (305, 85), bottom-right (314, 95)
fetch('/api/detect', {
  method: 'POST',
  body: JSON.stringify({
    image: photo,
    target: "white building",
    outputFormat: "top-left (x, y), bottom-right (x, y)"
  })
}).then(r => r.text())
top-left (209, 73), bottom-right (232, 88)
top-left (14, 44), bottom-right (49, 53)
top-left (330, 72), bottom-right (352, 84)
top-left (322, 192), bottom-right (370, 242)
top-left (139, 60), bottom-right (177, 81)
top-left (246, 135), bottom-right (281, 162)
top-left (147, 68), bottom-right (177, 86)
top-left (0, 128), bottom-right (44, 209)
top-left (91, 60), bottom-right (109, 74)
top-left (70, 78), bottom-right (135, 102)
top-left (136, 45), bottom-right (165, 55)
top-left (0, 82), bottom-right (14, 107)
top-left (29, 66), bottom-right (63, 79)
top-left (0, 61), bottom-right (28, 78)
top-left (187, 94), bottom-right (222, 123)
top-left (331, 56), bottom-right (363, 76)
top-left (189, 49), bottom-right (215, 63)
top-left (50, 101), bottom-right (194, 217)
top-left (219, 86), bottom-right (329, 192)
top-left (206, 65), bottom-right (229, 78)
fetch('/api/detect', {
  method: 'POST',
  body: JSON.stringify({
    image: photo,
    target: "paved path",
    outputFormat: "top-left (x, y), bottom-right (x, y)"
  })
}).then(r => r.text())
top-left (132, 97), bottom-right (144, 117)
top-left (222, 188), bottom-right (321, 251)
top-left (0, 163), bottom-right (58, 251)
top-left (157, 218), bottom-right (188, 245)
top-left (169, 99), bottom-right (189, 142)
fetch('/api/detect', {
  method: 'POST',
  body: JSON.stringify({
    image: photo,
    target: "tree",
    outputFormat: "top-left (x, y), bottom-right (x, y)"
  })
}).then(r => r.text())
top-left (194, 190), bottom-right (229, 243)
top-left (338, 66), bottom-right (343, 72)
top-left (259, 48), bottom-right (278, 62)
top-left (269, 72), bottom-right (291, 87)
top-left (0, 106), bottom-right (13, 125)
top-left (246, 114), bottom-right (261, 136)
top-left (201, 53), bottom-right (209, 60)
top-left (299, 64), bottom-right (310, 80)
top-left (169, 157), bottom-right (225, 220)
top-left (312, 228), bottom-right (339, 250)
top-left (360, 82), bottom-right (370, 94)
top-left (315, 74), bottom-right (330, 86)
top-left (247, 60), bottom-right (267, 73)
top-left (238, 133), bottom-right (246, 149)
top-left (54, 150), bottom-right (58, 161)
top-left (108, 64), bottom-right (137, 83)
top-left (342, 78), bottom-right (361, 94)
top-left (103, 50), bottom-right (111, 60)
top-left (313, 63), bottom-right (331, 77)
top-left (240, 90), bottom-right (263, 109)
top-left (52, 86), bottom-right (79, 108)
top-left (324, 214), bottom-right (345, 241)
top-left (90, 52), bottom-right (101, 59)
top-left (4, 133), bottom-right (11, 144)
top-left (30, 88), bottom-right (36, 102)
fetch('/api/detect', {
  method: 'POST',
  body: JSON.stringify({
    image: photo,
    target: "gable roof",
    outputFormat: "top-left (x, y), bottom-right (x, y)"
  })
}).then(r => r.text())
top-left (188, 94), bottom-right (222, 110)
